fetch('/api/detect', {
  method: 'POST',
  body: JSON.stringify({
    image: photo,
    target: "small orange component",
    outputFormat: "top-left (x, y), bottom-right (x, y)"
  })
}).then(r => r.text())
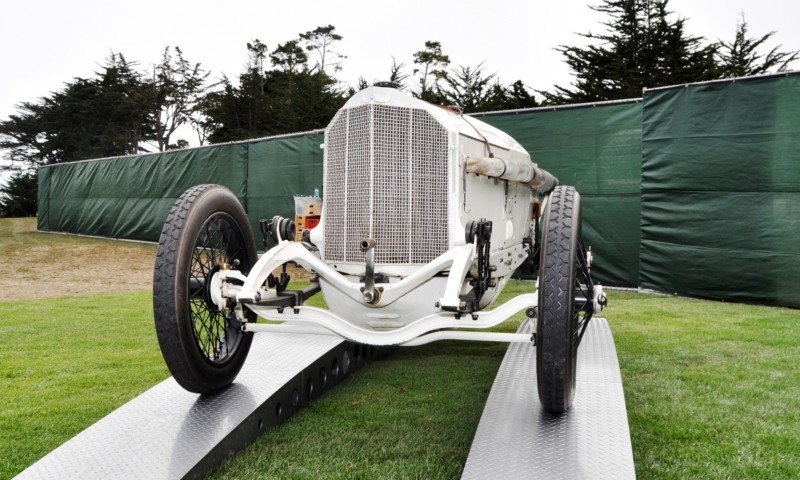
top-left (531, 198), bottom-right (542, 219)
top-left (294, 214), bottom-right (321, 241)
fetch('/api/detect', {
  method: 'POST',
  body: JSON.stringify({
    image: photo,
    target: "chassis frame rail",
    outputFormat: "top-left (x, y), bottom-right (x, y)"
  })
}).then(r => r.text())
top-left (243, 293), bottom-right (537, 346)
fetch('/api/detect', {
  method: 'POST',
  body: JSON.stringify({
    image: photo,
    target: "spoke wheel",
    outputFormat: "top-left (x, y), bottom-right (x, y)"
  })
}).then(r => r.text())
top-left (153, 184), bottom-right (257, 394)
top-left (188, 213), bottom-right (247, 365)
top-left (573, 242), bottom-right (595, 348)
top-left (536, 185), bottom-right (587, 414)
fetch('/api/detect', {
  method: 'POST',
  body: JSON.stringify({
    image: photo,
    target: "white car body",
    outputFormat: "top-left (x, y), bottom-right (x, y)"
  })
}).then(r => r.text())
top-left (225, 85), bottom-right (568, 346)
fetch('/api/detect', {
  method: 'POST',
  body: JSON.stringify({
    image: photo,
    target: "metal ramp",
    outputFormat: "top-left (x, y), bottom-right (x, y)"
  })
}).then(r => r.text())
top-left (14, 333), bottom-right (372, 480)
top-left (15, 318), bottom-right (634, 480)
top-left (461, 318), bottom-right (636, 480)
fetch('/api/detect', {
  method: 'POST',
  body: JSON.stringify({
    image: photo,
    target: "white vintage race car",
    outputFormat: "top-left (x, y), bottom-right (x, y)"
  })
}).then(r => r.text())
top-left (152, 83), bottom-right (605, 413)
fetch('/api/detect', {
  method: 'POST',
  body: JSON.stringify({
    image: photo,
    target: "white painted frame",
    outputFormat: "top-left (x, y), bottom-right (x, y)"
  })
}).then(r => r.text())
top-left (219, 241), bottom-right (538, 346)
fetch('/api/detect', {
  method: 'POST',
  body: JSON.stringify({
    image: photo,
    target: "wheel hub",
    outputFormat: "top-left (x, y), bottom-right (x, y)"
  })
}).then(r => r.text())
top-left (203, 265), bottom-right (224, 312)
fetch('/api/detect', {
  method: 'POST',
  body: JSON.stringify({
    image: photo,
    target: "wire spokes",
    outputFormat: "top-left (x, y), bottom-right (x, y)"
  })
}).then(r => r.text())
top-left (186, 212), bottom-right (247, 365)
top-left (573, 241), bottom-right (595, 350)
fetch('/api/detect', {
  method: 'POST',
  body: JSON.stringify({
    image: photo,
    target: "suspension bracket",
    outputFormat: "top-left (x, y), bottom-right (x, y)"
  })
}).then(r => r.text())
top-left (459, 219), bottom-right (493, 313)
top-left (360, 239), bottom-right (380, 304)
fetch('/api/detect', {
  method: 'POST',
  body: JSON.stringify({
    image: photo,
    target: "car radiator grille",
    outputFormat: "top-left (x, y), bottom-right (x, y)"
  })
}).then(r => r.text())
top-left (323, 104), bottom-right (449, 265)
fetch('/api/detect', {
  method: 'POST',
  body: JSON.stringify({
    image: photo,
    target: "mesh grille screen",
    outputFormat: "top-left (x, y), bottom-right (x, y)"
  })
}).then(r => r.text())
top-left (410, 110), bottom-right (450, 262)
top-left (323, 104), bottom-right (449, 264)
top-left (322, 110), bottom-right (346, 261)
top-left (343, 106), bottom-right (371, 261)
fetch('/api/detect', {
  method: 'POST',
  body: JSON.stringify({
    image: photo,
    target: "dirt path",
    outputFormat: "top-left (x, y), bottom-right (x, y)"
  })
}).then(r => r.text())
top-left (0, 218), bottom-right (311, 302)
top-left (0, 218), bottom-right (157, 301)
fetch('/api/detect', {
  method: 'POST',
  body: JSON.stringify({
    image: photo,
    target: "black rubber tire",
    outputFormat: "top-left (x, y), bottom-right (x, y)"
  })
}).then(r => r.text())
top-left (536, 185), bottom-right (581, 414)
top-left (153, 184), bottom-right (258, 394)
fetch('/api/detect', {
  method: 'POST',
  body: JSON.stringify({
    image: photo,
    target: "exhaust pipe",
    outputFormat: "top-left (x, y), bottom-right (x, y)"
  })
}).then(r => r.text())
top-left (466, 156), bottom-right (559, 194)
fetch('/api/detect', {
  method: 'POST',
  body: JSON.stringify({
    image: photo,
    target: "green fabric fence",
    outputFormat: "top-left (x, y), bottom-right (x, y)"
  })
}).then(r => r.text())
top-left (640, 73), bottom-right (800, 307)
top-left (32, 102), bottom-right (646, 289)
top-left (36, 132), bottom-right (323, 242)
top-left (38, 144), bottom-right (249, 241)
top-left (35, 73), bottom-right (800, 307)
top-left (476, 101), bottom-right (643, 287)
top-left (36, 165), bottom-right (50, 232)
top-left (246, 133), bottom-right (324, 239)
top-left (37, 103), bottom-right (642, 287)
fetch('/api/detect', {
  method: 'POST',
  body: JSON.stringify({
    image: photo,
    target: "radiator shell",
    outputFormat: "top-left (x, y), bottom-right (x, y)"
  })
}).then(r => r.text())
top-left (322, 104), bottom-right (450, 265)
top-left (313, 85), bottom-right (534, 277)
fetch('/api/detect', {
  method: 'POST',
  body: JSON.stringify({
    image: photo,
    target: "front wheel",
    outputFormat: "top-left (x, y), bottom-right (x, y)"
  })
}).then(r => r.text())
top-left (153, 184), bottom-right (258, 394)
top-left (536, 185), bottom-right (587, 414)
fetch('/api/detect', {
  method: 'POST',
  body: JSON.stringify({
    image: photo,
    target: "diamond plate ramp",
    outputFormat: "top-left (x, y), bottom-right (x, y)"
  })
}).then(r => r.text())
top-left (461, 318), bottom-right (636, 479)
top-left (14, 333), bottom-right (371, 480)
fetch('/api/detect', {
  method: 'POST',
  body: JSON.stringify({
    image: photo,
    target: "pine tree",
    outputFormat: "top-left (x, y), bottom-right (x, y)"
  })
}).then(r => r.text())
top-left (300, 25), bottom-right (346, 74)
top-left (0, 53), bottom-right (156, 165)
top-left (716, 13), bottom-right (799, 77)
top-left (0, 170), bottom-right (37, 217)
top-left (152, 47), bottom-right (209, 151)
top-left (546, 0), bottom-right (718, 103)
top-left (388, 57), bottom-right (410, 88)
top-left (270, 40), bottom-right (309, 74)
top-left (412, 41), bottom-right (451, 103)
top-left (478, 80), bottom-right (539, 112)
top-left (355, 77), bottom-right (370, 91)
top-left (197, 40), bottom-right (282, 143)
top-left (441, 64), bottom-right (496, 112)
top-left (505, 81), bottom-right (539, 109)
top-left (199, 31), bottom-right (348, 143)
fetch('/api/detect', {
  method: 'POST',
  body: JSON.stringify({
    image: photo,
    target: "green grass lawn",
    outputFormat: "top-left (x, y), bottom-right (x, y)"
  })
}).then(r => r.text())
top-left (0, 291), bottom-right (168, 479)
top-left (610, 292), bottom-right (800, 479)
top-left (1, 284), bottom-right (798, 479)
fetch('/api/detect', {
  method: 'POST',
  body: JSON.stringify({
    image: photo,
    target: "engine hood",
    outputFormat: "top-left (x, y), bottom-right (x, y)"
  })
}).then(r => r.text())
top-left (338, 85), bottom-right (530, 161)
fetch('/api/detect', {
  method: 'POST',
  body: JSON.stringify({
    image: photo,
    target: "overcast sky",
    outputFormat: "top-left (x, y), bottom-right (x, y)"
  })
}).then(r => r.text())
top-left (1, 0), bottom-right (798, 150)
